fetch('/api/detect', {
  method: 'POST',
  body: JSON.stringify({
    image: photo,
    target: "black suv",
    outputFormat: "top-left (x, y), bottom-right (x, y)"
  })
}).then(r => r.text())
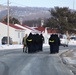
top-left (1, 36), bottom-right (12, 45)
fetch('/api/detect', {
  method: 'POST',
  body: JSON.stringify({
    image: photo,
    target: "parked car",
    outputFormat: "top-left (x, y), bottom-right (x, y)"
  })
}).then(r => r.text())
top-left (1, 36), bottom-right (12, 45)
top-left (70, 36), bottom-right (76, 40)
top-left (59, 34), bottom-right (68, 47)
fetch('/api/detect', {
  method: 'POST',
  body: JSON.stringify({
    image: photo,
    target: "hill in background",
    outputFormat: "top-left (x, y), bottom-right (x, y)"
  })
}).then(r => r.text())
top-left (0, 5), bottom-right (51, 22)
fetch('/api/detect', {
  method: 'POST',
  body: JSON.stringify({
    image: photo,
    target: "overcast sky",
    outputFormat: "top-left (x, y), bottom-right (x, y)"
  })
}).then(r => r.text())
top-left (0, 0), bottom-right (75, 9)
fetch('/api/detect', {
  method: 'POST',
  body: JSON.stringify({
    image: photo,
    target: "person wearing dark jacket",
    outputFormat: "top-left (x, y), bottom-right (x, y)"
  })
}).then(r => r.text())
top-left (26, 33), bottom-right (33, 53)
top-left (35, 34), bottom-right (40, 52)
top-left (54, 34), bottom-right (60, 53)
top-left (49, 34), bottom-right (60, 54)
top-left (40, 34), bottom-right (44, 51)
top-left (49, 34), bottom-right (55, 54)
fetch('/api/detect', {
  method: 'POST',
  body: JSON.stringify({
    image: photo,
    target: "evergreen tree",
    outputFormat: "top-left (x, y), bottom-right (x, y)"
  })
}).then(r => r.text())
top-left (44, 7), bottom-right (76, 33)
top-left (2, 16), bottom-right (20, 24)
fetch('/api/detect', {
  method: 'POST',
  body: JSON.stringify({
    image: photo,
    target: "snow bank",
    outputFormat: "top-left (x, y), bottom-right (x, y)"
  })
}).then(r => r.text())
top-left (0, 44), bottom-right (49, 50)
top-left (0, 45), bottom-right (23, 50)
top-left (63, 57), bottom-right (76, 64)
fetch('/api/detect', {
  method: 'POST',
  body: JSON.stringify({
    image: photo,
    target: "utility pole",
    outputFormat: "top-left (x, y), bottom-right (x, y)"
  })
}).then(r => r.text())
top-left (7, 0), bottom-right (9, 46)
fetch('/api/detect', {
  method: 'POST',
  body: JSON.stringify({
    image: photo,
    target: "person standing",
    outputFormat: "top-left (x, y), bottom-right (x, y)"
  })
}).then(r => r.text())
top-left (49, 34), bottom-right (55, 54)
top-left (40, 34), bottom-right (44, 51)
top-left (54, 34), bottom-right (60, 53)
top-left (22, 34), bottom-right (28, 53)
top-left (26, 33), bottom-right (33, 53)
top-left (49, 34), bottom-right (60, 54)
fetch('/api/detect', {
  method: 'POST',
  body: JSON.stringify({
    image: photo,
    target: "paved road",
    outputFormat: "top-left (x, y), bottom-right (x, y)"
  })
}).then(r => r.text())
top-left (0, 46), bottom-right (75, 75)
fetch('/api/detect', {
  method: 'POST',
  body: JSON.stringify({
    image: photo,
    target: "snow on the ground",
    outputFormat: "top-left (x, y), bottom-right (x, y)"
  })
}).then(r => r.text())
top-left (0, 44), bottom-right (23, 50)
top-left (68, 40), bottom-right (76, 45)
top-left (73, 52), bottom-right (76, 57)
top-left (63, 57), bottom-right (76, 64)
top-left (0, 44), bottom-right (49, 50)
top-left (0, 41), bottom-right (76, 50)
top-left (62, 50), bottom-right (76, 65)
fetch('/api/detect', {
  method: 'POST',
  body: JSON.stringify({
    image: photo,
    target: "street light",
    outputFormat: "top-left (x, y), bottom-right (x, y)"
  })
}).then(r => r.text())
top-left (7, 0), bottom-right (9, 46)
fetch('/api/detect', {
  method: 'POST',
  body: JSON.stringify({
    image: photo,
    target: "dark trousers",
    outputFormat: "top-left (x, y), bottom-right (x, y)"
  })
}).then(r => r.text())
top-left (50, 45), bottom-right (55, 54)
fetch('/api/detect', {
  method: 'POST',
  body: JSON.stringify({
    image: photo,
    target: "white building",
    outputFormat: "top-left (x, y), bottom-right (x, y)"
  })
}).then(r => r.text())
top-left (15, 24), bottom-right (41, 35)
top-left (0, 22), bottom-right (59, 45)
top-left (0, 22), bottom-right (25, 44)
top-left (0, 22), bottom-right (41, 45)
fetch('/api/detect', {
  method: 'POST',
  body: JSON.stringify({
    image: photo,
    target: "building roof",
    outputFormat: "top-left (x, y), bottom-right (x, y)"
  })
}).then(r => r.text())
top-left (47, 29), bottom-right (58, 33)
top-left (35, 26), bottom-right (59, 33)
top-left (21, 24), bottom-right (41, 33)
top-left (1, 22), bottom-right (58, 33)
top-left (2, 22), bottom-right (24, 30)
top-left (35, 26), bottom-right (45, 32)
top-left (22, 24), bottom-right (34, 30)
